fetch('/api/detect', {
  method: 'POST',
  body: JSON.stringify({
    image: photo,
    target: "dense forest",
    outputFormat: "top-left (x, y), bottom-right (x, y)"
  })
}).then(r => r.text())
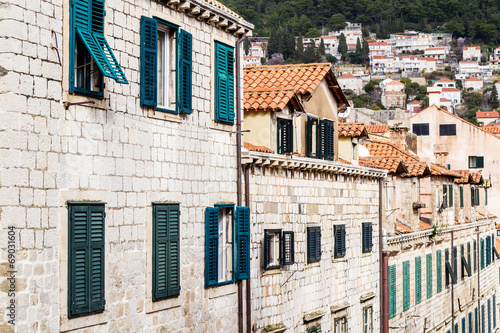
top-left (220, 0), bottom-right (500, 45)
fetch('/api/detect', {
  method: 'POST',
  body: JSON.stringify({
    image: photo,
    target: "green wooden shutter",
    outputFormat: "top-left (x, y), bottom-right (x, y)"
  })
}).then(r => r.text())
top-left (463, 245), bottom-right (472, 278)
top-left (415, 257), bottom-right (422, 304)
top-left (68, 204), bottom-right (105, 318)
top-left (236, 206), bottom-right (250, 280)
top-left (449, 184), bottom-right (454, 207)
top-left (278, 118), bottom-right (293, 154)
top-left (482, 304), bottom-right (486, 333)
top-left (178, 29), bottom-right (192, 114)
top-left (476, 307), bottom-right (479, 333)
top-left (477, 156), bottom-right (484, 168)
top-left (307, 227), bottom-right (321, 263)
top-left (341, 225), bottom-right (346, 257)
top-left (306, 117), bottom-right (313, 157)
top-left (493, 294), bottom-right (496, 328)
top-left (437, 250), bottom-right (442, 293)
top-left (485, 189), bottom-right (488, 206)
top-left (488, 299), bottom-right (491, 332)
top-left (362, 223), bottom-right (373, 253)
top-left (474, 240), bottom-right (477, 272)
top-left (317, 120), bottom-right (326, 158)
top-left (463, 317), bottom-right (466, 333)
top-left (460, 187), bottom-right (464, 208)
top-left (427, 254), bottom-right (432, 299)
top-left (486, 236), bottom-right (491, 266)
top-left (263, 231), bottom-right (271, 268)
top-left (403, 260), bottom-right (410, 311)
top-left (455, 322), bottom-right (459, 333)
top-left (282, 231), bottom-right (294, 265)
top-left (215, 42), bottom-right (235, 124)
top-left (389, 265), bottom-right (397, 319)
top-left (476, 188), bottom-right (480, 206)
top-left (334, 225), bottom-right (345, 258)
top-left (472, 187), bottom-right (475, 206)
top-left (140, 16), bottom-right (157, 106)
top-left (153, 204), bottom-right (180, 300)
top-left (470, 312), bottom-right (473, 333)
top-left (481, 238), bottom-right (485, 270)
top-left (205, 207), bottom-right (219, 286)
top-left (323, 119), bottom-right (334, 160)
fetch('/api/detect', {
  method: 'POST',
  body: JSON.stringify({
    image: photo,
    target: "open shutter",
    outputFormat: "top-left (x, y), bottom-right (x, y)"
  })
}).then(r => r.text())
top-left (282, 231), bottom-right (294, 265)
top-left (493, 294), bottom-right (496, 328)
top-left (453, 246), bottom-right (458, 282)
top-left (462, 252), bottom-right (472, 278)
top-left (334, 225), bottom-right (342, 258)
top-left (486, 236), bottom-right (491, 266)
top-left (178, 29), bottom-right (192, 114)
top-left (476, 188), bottom-right (480, 206)
top-left (477, 156), bottom-right (484, 168)
top-left (205, 207), bottom-right (219, 286)
top-left (427, 254), bottom-right (432, 298)
top-left (264, 231), bottom-right (270, 268)
top-left (437, 250), bottom-right (442, 293)
top-left (167, 205), bottom-right (180, 297)
top-left (415, 257), bottom-right (422, 304)
top-left (215, 42), bottom-right (235, 124)
top-left (472, 188), bottom-right (476, 207)
top-left (449, 184), bottom-right (453, 207)
top-left (476, 307), bottom-right (479, 333)
top-left (140, 16), bottom-right (157, 106)
top-left (403, 260), bottom-right (410, 311)
top-left (488, 299), bottom-right (492, 332)
top-left (388, 265), bottom-right (397, 319)
top-left (470, 312), bottom-right (473, 333)
top-left (236, 206), bottom-right (250, 280)
top-left (482, 305), bottom-right (486, 333)
top-left (278, 118), bottom-right (293, 154)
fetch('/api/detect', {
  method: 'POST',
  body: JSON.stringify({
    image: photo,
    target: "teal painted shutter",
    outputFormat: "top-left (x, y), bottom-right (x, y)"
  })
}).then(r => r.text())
top-left (278, 118), bottom-right (293, 154)
top-left (307, 227), bottom-right (321, 263)
top-left (403, 260), bottom-right (410, 311)
top-left (68, 204), bottom-right (105, 318)
top-left (341, 225), bottom-right (346, 257)
top-left (455, 322), bottom-right (458, 333)
top-left (427, 254), bottom-right (432, 298)
top-left (315, 228), bottom-right (321, 261)
top-left (476, 307), bottom-right (479, 333)
top-left (460, 187), bottom-right (464, 208)
top-left (215, 42), bottom-right (234, 124)
top-left (263, 231), bottom-right (271, 268)
top-left (323, 119), bottom-right (334, 160)
top-left (449, 184), bottom-right (453, 207)
top-left (282, 231), bottom-right (294, 265)
top-left (493, 295), bottom-right (496, 328)
top-left (437, 250), bottom-right (442, 293)
top-left (476, 188), bottom-right (480, 206)
top-left (462, 318), bottom-right (466, 333)
top-left (362, 223), bottom-right (373, 252)
top-left (317, 120), bottom-right (325, 158)
top-left (153, 204), bottom-right (180, 301)
top-left (205, 207), bottom-right (219, 286)
top-left (388, 265), bottom-right (396, 319)
top-left (334, 225), bottom-right (345, 258)
top-left (477, 156), bottom-right (484, 168)
top-left (488, 299), bottom-right (491, 333)
top-left (482, 304), bottom-right (486, 333)
top-left (472, 187), bottom-right (475, 206)
top-left (474, 240), bottom-right (477, 272)
top-left (236, 206), bottom-right (250, 280)
top-left (481, 238), bottom-right (485, 269)
top-left (140, 16), bottom-right (157, 106)
top-left (470, 312), bottom-right (473, 333)
top-left (485, 189), bottom-right (488, 206)
top-left (454, 246), bottom-right (458, 283)
top-left (178, 29), bottom-right (192, 114)
top-left (415, 257), bottom-right (422, 304)
top-left (306, 117), bottom-right (317, 157)
top-left (73, 0), bottom-right (128, 83)
top-left (463, 245), bottom-right (472, 277)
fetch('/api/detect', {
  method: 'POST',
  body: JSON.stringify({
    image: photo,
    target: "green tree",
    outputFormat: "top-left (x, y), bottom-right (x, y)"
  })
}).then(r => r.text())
top-left (319, 38), bottom-right (326, 56)
top-left (296, 33), bottom-right (304, 61)
top-left (361, 39), bottom-right (369, 65)
top-left (338, 33), bottom-right (348, 58)
top-left (355, 37), bottom-right (362, 54)
top-left (243, 36), bottom-right (250, 56)
top-left (305, 28), bottom-right (321, 38)
top-left (326, 54), bottom-right (338, 64)
top-left (491, 85), bottom-right (499, 109)
top-left (330, 13), bottom-right (347, 31)
top-left (267, 29), bottom-right (279, 57)
top-left (303, 43), bottom-right (321, 63)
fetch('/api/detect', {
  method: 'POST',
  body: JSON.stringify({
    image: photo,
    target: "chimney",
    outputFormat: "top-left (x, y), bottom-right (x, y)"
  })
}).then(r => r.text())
top-left (428, 87), bottom-right (441, 107)
top-left (388, 109), bottom-right (410, 151)
top-left (434, 152), bottom-right (449, 167)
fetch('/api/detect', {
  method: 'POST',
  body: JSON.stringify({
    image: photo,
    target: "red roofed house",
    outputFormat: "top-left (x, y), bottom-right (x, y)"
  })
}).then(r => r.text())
top-left (463, 45), bottom-right (481, 61)
top-left (476, 110), bottom-right (500, 126)
top-left (406, 100), bottom-right (421, 116)
top-left (434, 77), bottom-right (456, 88)
top-left (368, 41), bottom-right (392, 57)
top-left (381, 80), bottom-right (405, 109)
top-left (493, 46), bottom-right (500, 60)
top-left (337, 74), bottom-right (363, 95)
top-left (424, 47), bottom-right (448, 63)
top-left (464, 76), bottom-right (484, 91)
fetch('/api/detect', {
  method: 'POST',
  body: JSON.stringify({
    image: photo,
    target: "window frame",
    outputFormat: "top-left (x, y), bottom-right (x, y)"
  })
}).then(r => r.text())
top-left (216, 204), bottom-right (235, 285)
top-left (363, 305), bottom-right (373, 333)
top-left (468, 156), bottom-right (484, 169)
top-left (155, 23), bottom-right (176, 112)
top-left (439, 124), bottom-right (457, 136)
top-left (334, 316), bottom-right (347, 333)
top-left (334, 224), bottom-right (346, 259)
top-left (263, 229), bottom-right (295, 269)
top-left (413, 123), bottom-right (430, 136)
top-left (277, 117), bottom-right (294, 154)
top-left (307, 227), bottom-right (321, 264)
top-left (362, 223), bottom-right (373, 253)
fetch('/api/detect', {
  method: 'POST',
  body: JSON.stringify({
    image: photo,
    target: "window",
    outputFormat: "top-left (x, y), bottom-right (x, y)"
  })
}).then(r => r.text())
top-left (278, 118), bottom-right (293, 154)
top-left (469, 312), bottom-right (473, 333)
top-left (460, 186), bottom-right (464, 208)
top-left (69, 0), bottom-right (127, 98)
top-left (214, 41), bottom-right (235, 124)
top-left (140, 16), bottom-right (192, 114)
top-left (263, 230), bottom-right (294, 269)
top-left (437, 250), bottom-right (442, 293)
top-left (205, 205), bottom-right (250, 286)
top-left (469, 156), bottom-right (484, 169)
top-left (362, 223), bottom-right (373, 253)
top-left (403, 260), bottom-right (410, 311)
top-left (388, 265), bottom-right (396, 319)
top-left (415, 257), bottom-right (422, 304)
top-left (308, 324), bottom-right (321, 333)
top-left (152, 203), bottom-right (180, 301)
top-left (306, 117), bottom-right (319, 157)
top-left (474, 240), bottom-right (477, 273)
top-left (440, 124), bottom-right (457, 136)
top-left (307, 118), bottom-right (334, 160)
top-left (307, 227), bottom-right (321, 263)
top-left (363, 306), bottom-right (373, 333)
top-left (334, 225), bottom-right (346, 258)
top-left (488, 299), bottom-right (491, 333)
top-left (446, 248), bottom-right (457, 286)
top-left (449, 184), bottom-right (454, 207)
top-left (68, 203), bottom-right (105, 318)
top-left (442, 185), bottom-right (448, 209)
top-left (471, 188), bottom-right (480, 206)
top-left (334, 317), bottom-right (347, 333)
top-left (426, 254), bottom-right (433, 298)
top-left (481, 238), bottom-right (485, 270)
top-left (486, 236), bottom-right (491, 267)
top-left (413, 123), bottom-right (429, 136)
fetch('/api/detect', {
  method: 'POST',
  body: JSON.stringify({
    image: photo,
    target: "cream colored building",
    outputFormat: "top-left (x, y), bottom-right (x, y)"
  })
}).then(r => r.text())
top-left (337, 74), bottom-right (364, 95)
top-left (381, 80), bottom-right (406, 109)
top-left (463, 46), bottom-right (481, 61)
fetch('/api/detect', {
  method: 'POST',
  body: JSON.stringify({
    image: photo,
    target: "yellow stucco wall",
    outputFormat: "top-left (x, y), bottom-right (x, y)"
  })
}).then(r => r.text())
top-left (243, 111), bottom-right (272, 150)
top-left (338, 136), bottom-right (352, 161)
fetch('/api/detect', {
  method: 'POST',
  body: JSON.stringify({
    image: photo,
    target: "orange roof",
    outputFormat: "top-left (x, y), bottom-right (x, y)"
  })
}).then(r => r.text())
top-left (426, 47), bottom-right (445, 51)
top-left (369, 42), bottom-right (389, 46)
top-left (244, 89), bottom-right (303, 112)
top-left (372, 55), bottom-right (389, 59)
top-left (403, 162), bottom-right (431, 177)
top-left (395, 221), bottom-right (414, 234)
top-left (338, 122), bottom-right (368, 137)
top-left (471, 172), bottom-right (483, 184)
top-left (420, 218), bottom-right (433, 231)
top-left (387, 80), bottom-right (404, 86)
top-left (464, 46), bottom-right (480, 50)
top-left (436, 78), bottom-right (454, 83)
top-left (429, 163), bottom-right (461, 178)
top-left (484, 127), bottom-right (500, 134)
top-left (362, 140), bottom-right (419, 164)
top-left (339, 158), bottom-right (352, 164)
top-left (243, 142), bottom-right (274, 153)
top-left (460, 61), bottom-right (478, 64)
top-left (420, 57), bottom-right (436, 61)
top-left (454, 170), bottom-right (473, 184)
top-left (359, 157), bottom-right (407, 174)
top-left (408, 100), bottom-right (421, 105)
top-left (244, 63), bottom-right (348, 106)
top-left (440, 98), bottom-right (451, 102)
top-left (338, 74), bottom-right (358, 79)
top-left (495, 239), bottom-right (500, 257)
top-left (466, 77), bottom-right (482, 82)
top-left (366, 124), bottom-right (389, 133)
top-left (442, 88), bottom-right (460, 92)
top-left (476, 111), bottom-right (500, 118)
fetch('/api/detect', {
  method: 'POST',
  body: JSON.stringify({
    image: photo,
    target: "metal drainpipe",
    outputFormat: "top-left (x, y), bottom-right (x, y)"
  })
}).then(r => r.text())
top-left (245, 166), bottom-right (251, 333)
top-left (451, 230), bottom-right (454, 332)
top-left (379, 178), bottom-right (389, 333)
top-left (235, 31), bottom-right (247, 333)
top-left (477, 227), bottom-right (481, 333)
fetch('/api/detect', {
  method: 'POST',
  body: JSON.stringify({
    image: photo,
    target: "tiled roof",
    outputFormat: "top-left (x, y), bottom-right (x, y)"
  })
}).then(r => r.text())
top-left (426, 47), bottom-right (445, 51)
top-left (361, 140), bottom-right (419, 164)
top-left (435, 78), bottom-right (454, 83)
top-left (244, 89), bottom-right (303, 112)
top-left (243, 63), bottom-right (348, 106)
top-left (442, 88), bottom-right (460, 92)
top-left (203, 0), bottom-right (243, 19)
top-left (365, 124), bottom-right (389, 134)
top-left (338, 122), bottom-right (368, 137)
top-left (243, 142), bottom-right (274, 153)
top-left (420, 57), bottom-right (436, 61)
top-left (476, 111), bottom-right (500, 118)
top-left (454, 170), bottom-right (473, 184)
top-left (339, 158), bottom-right (352, 164)
top-left (408, 100), bottom-right (421, 105)
top-left (429, 163), bottom-right (461, 178)
top-left (403, 162), bottom-right (431, 177)
top-left (420, 218), bottom-right (433, 231)
top-left (387, 80), bottom-right (404, 85)
top-left (466, 77), bottom-right (482, 82)
top-left (471, 172), bottom-right (483, 184)
top-left (483, 127), bottom-right (500, 134)
top-left (338, 74), bottom-right (357, 79)
top-left (395, 221), bottom-right (414, 234)
top-left (464, 46), bottom-right (480, 50)
top-left (359, 157), bottom-right (406, 174)
top-left (440, 98), bottom-right (451, 102)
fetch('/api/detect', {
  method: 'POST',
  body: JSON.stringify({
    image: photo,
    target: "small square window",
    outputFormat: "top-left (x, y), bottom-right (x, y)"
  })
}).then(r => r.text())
top-left (263, 230), bottom-right (294, 269)
top-left (468, 156), bottom-right (484, 169)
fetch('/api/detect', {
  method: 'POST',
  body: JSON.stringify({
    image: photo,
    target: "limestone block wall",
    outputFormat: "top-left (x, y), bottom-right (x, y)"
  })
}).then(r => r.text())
top-left (0, 0), bottom-right (252, 331)
top-left (387, 220), bottom-right (499, 333)
top-left (247, 164), bottom-right (383, 332)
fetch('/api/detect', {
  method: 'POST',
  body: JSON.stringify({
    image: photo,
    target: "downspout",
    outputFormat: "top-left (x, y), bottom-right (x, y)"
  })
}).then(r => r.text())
top-left (380, 178), bottom-right (389, 333)
top-left (236, 31), bottom-right (247, 333)
top-left (245, 166), bottom-right (251, 333)
top-left (477, 226), bottom-right (481, 333)
top-left (451, 230), bottom-right (454, 332)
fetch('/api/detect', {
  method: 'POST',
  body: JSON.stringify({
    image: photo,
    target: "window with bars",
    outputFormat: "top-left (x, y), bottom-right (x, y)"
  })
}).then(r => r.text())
top-left (263, 230), bottom-right (294, 269)
top-left (362, 223), bottom-right (373, 253)
top-left (277, 118), bottom-right (293, 154)
top-left (307, 227), bottom-right (321, 263)
top-left (334, 225), bottom-right (346, 258)
top-left (413, 123), bottom-right (429, 136)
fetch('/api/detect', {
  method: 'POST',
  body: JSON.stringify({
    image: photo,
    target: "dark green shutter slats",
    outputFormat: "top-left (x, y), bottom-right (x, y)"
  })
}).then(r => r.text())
top-left (73, 0), bottom-right (128, 83)
top-left (446, 249), bottom-right (457, 285)
top-left (476, 307), bottom-right (479, 333)
top-left (488, 299), bottom-right (491, 333)
top-left (462, 317), bottom-right (466, 333)
top-left (477, 156), bottom-right (484, 168)
top-left (278, 118), bottom-right (293, 154)
top-left (362, 223), bottom-right (373, 253)
top-left (437, 250), bottom-right (442, 293)
top-left (472, 188), bottom-right (475, 206)
top-left (334, 225), bottom-right (346, 258)
top-left (460, 187), bottom-right (464, 208)
top-left (493, 294), bottom-right (496, 328)
top-left (264, 231), bottom-right (271, 268)
top-left (69, 204), bottom-right (105, 318)
top-left (307, 227), bottom-right (321, 263)
top-left (389, 265), bottom-right (397, 319)
top-left (476, 188), bottom-right (480, 206)
top-left (140, 16), bottom-right (157, 106)
top-left (282, 231), bottom-right (294, 265)
top-left (415, 257), bottom-right (422, 304)
top-left (481, 238), bottom-right (485, 269)
top-left (427, 254), bottom-right (432, 298)
top-left (482, 304), bottom-right (486, 333)
top-left (403, 260), bottom-right (410, 311)
top-left (486, 236), bottom-right (491, 266)
top-left (306, 117), bottom-right (313, 157)
top-left (215, 42), bottom-right (235, 124)
top-left (318, 119), bottom-right (334, 160)
top-left (153, 204), bottom-right (180, 301)
top-left (443, 185), bottom-right (448, 208)
top-left (470, 311), bottom-right (473, 333)
top-left (236, 206), bottom-right (250, 280)
top-left (449, 184), bottom-right (453, 207)
top-left (179, 29), bottom-right (192, 114)
top-left (205, 207), bottom-right (219, 286)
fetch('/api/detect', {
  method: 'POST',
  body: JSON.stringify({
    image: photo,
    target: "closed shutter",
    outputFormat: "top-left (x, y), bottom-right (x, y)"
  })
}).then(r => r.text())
top-left (403, 260), bottom-right (410, 311)
top-left (493, 294), bottom-right (496, 328)
top-left (437, 250), bottom-right (442, 293)
top-left (178, 29), bottom-right (192, 114)
top-left (488, 299), bottom-right (491, 333)
top-left (205, 207), bottom-right (219, 286)
top-left (263, 231), bottom-right (271, 268)
top-left (487, 236), bottom-right (492, 266)
top-left (481, 238), bottom-right (485, 269)
top-left (482, 304), bottom-right (486, 333)
top-left (334, 225), bottom-right (346, 258)
top-left (306, 117), bottom-right (313, 157)
top-left (462, 245), bottom-right (472, 277)
top-left (470, 311), bottom-right (473, 333)
top-left (415, 257), bottom-right (422, 304)
top-left (485, 189), bottom-right (488, 206)
top-left (455, 322), bottom-right (458, 333)
top-left (153, 204), bottom-right (180, 300)
top-left (476, 307), bottom-right (479, 333)
top-left (323, 119), bottom-right (334, 160)
top-left (317, 120), bottom-right (326, 158)
top-left (362, 223), bottom-right (373, 252)
top-left (68, 204), bottom-right (105, 318)
top-left (462, 317), bottom-right (466, 333)
top-left (474, 240), bottom-right (477, 272)
top-left (472, 187), bottom-right (475, 206)
top-left (236, 206), bottom-right (250, 280)
top-left (427, 254), bottom-right (432, 298)
top-left (282, 231), bottom-right (294, 265)
top-left (476, 188), bottom-right (480, 206)
top-left (140, 16), bottom-right (157, 106)
top-left (460, 187), bottom-right (464, 208)
top-left (341, 226), bottom-right (346, 257)
top-left (388, 265), bottom-right (397, 319)
top-left (443, 185), bottom-right (448, 208)
top-left (307, 227), bottom-right (321, 263)
top-left (449, 184), bottom-right (454, 207)
top-left (215, 42), bottom-right (235, 124)
top-left (278, 118), bottom-right (293, 154)
top-left (477, 156), bottom-right (484, 168)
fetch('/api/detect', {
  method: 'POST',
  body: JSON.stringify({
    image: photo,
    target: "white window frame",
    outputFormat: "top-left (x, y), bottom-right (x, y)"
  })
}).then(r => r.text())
top-left (157, 25), bottom-right (170, 109)
top-left (217, 206), bottom-right (233, 283)
top-left (334, 316), bottom-right (347, 333)
top-left (363, 306), bottom-right (373, 333)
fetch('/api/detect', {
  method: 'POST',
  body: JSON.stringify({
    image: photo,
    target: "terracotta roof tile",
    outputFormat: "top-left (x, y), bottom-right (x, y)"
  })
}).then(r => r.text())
top-left (338, 122), bottom-right (368, 137)
top-left (338, 74), bottom-right (357, 79)
top-left (429, 163), bottom-right (461, 178)
top-left (454, 170), bottom-right (473, 184)
top-left (243, 142), bottom-right (274, 153)
top-left (361, 140), bottom-right (419, 164)
top-left (339, 158), bottom-right (352, 164)
top-left (442, 87), bottom-right (460, 92)
top-left (471, 172), bottom-right (483, 184)
top-left (395, 221), bottom-right (414, 234)
top-left (359, 157), bottom-right (407, 174)
top-left (436, 78), bottom-right (454, 83)
top-left (483, 127), bottom-right (500, 134)
top-left (420, 218), bottom-right (433, 231)
top-left (365, 124), bottom-right (389, 134)
top-left (466, 77), bottom-right (482, 82)
top-left (476, 111), bottom-right (499, 118)
top-left (403, 162), bottom-right (431, 177)
top-left (244, 89), bottom-right (303, 112)
top-left (408, 100), bottom-right (421, 105)
top-left (387, 80), bottom-right (404, 86)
